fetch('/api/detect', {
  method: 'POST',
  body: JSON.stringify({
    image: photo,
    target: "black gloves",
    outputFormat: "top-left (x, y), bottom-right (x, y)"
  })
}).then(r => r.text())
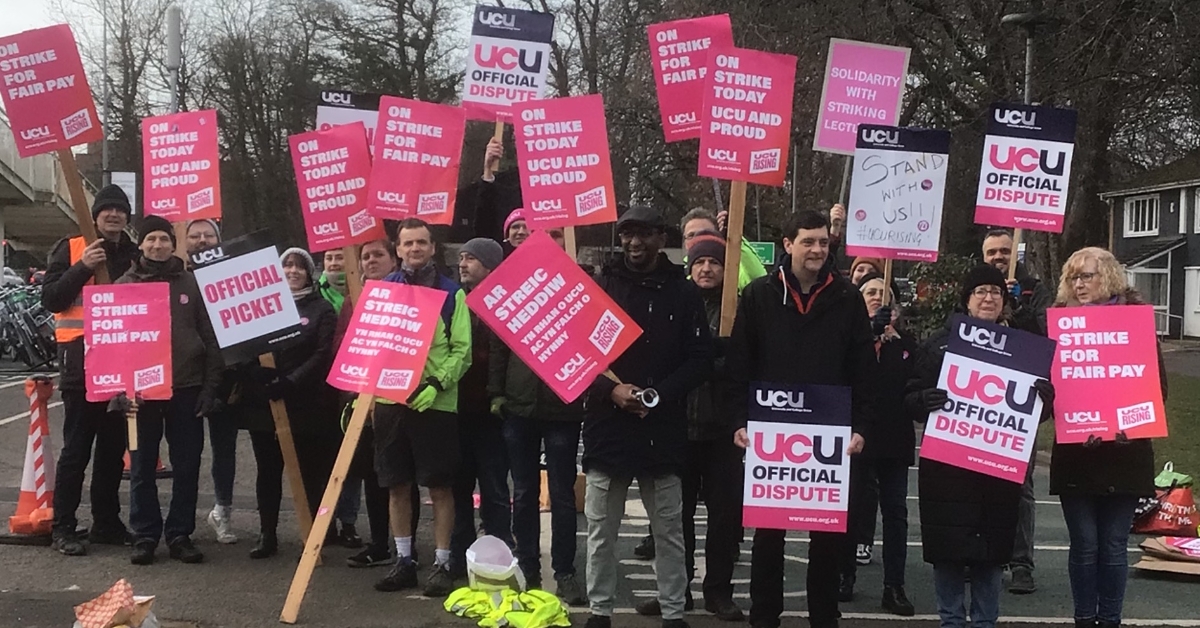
top-left (195, 394), bottom-right (215, 418)
top-left (1033, 379), bottom-right (1055, 422)
top-left (1115, 431), bottom-right (1131, 445)
top-left (1083, 434), bottom-right (1103, 448)
top-left (871, 306), bottom-right (892, 337)
top-left (917, 388), bottom-right (948, 411)
top-left (252, 366), bottom-right (278, 385)
top-left (266, 377), bottom-right (291, 401)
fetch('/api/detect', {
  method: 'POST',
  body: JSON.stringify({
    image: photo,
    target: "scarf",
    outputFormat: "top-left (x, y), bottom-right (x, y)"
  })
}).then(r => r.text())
top-left (292, 285), bottom-right (314, 301)
top-left (134, 255), bottom-right (184, 280)
top-left (401, 262), bottom-right (439, 288)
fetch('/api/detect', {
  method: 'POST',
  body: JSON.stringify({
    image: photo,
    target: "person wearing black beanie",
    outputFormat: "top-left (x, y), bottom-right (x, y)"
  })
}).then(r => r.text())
top-left (904, 263), bottom-right (1053, 628)
top-left (137, 215), bottom-right (177, 249)
top-left (42, 185), bottom-right (140, 557)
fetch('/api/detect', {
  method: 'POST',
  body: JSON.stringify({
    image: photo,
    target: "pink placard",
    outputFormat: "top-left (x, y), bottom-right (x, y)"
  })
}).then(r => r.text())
top-left (466, 232), bottom-right (642, 403)
top-left (1166, 537), bottom-right (1200, 558)
top-left (1050, 305), bottom-right (1168, 443)
top-left (513, 95), bottom-right (617, 229)
top-left (812, 39), bottom-right (910, 156)
top-left (0, 25), bottom-right (103, 158)
top-left (648, 14), bottom-right (734, 142)
top-left (142, 110), bottom-right (222, 221)
top-left (697, 46), bottom-right (796, 187)
top-left (289, 122), bottom-right (385, 252)
top-left (327, 280), bottom-right (445, 405)
top-left (368, 96), bottom-right (465, 225)
top-left (84, 283), bottom-right (173, 402)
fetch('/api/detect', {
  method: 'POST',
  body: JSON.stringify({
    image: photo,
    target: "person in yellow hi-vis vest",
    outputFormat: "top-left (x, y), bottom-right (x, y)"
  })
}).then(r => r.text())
top-left (41, 185), bottom-right (139, 556)
top-left (372, 218), bottom-right (472, 598)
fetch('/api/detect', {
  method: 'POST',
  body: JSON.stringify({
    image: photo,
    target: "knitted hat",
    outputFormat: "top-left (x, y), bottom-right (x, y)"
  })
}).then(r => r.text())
top-left (687, 229), bottom-right (726, 269)
top-left (960, 264), bottom-right (1007, 310)
top-left (856, 270), bottom-right (900, 305)
top-left (92, 184), bottom-right (132, 220)
top-left (186, 219), bottom-right (222, 242)
top-left (850, 256), bottom-right (884, 277)
top-left (280, 247), bottom-right (317, 287)
top-left (460, 237), bottom-right (504, 271)
top-left (137, 215), bottom-right (176, 248)
top-left (503, 209), bottom-right (527, 236)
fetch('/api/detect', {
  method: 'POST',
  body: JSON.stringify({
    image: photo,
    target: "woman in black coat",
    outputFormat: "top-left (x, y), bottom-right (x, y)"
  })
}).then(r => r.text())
top-left (1049, 247), bottom-right (1166, 628)
top-left (236, 247), bottom-right (338, 558)
top-left (906, 265), bottom-right (1053, 628)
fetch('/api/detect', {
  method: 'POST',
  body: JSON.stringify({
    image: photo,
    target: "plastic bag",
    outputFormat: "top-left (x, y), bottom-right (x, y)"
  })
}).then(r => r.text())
top-left (466, 535), bottom-right (526, 592)
top-left (1154, 462), bottom-right (1193, 490)
top-left (1133, 487), bottom-right (1199, 537)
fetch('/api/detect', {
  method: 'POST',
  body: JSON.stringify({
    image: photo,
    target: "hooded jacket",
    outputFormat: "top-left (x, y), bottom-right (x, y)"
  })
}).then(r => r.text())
top-left (583, 253), bottom-right (713, 477)
top-left (43, 232), bottom-right (140, 390)
top-left (115, 256), bottom-right (223, 402)
top-left (862, 328), bottom-right (920, 463)
top-left (725, 256), bottom-right (878, 437)
top-left (907, 322), bottom-right (1020, 565)
top-left (1049, 289), bottom-right (1165, 497)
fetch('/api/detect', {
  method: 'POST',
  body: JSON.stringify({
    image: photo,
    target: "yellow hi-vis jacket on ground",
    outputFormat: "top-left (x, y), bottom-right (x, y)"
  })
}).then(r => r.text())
top-left (444, 587), bottom-right (570, 628)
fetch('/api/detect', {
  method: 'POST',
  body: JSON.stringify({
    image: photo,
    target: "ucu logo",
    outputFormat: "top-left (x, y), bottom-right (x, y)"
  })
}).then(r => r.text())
top-left (668, 112), bottom-right (696, 125)
top-left (555, 353), bottom-right (586, 382)
top-left (376, 191), bottom-right (406, 203)
top-left (314, 222), bottom-right (342, 236)
top-left (478, 10), bottom-right (515, 28)
top-left (190, 246), bottom-right (224, 264)
top-left (995, 108), bottom-right (1035, 126)
top-left (92, 374), bottom-right (122, 385)
top-left (707, 148), bottom-right (737, 162)
top-left (1064, 411), bottom-right (1102, 424)
top-left (474, 45), bottom-right (543, 73)
top-left (861, 128), bottom-right (899, 144)
top-left (753, 432), bottom-right (843, 465)
top-left (321, 92), bottom-right (351, 105)
top-left (150, 199), bottom-right (177, 210)
top-left (958, 322), bottom-right (1007, 351)
top-left (340, 364), bottom-right (368, 377)
top-left (755, 389), bottom-right (804, 409)
top-left (945, 364), bottom-right (1036, 414)
top-left (532, 199), bottom-right (561, 212)
top-left (988, 145), bottom-right (1066, 175)
top-left (20, 126), bottom-right (51, 140)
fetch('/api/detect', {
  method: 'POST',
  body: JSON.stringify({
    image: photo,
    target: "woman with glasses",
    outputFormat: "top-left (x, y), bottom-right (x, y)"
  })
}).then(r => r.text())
top-left (1051, 247), bottom-right (1166, 628)
top-left (905, 265), bottom-right (1053, 628)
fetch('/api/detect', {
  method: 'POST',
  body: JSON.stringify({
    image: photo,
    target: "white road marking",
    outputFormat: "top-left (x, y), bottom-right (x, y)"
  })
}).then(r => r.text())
top-left (575, 531), bottom-right (1139, 553)
top-left (0, 373), bottom-right (57, 390)
top-left (0, 401), bottom-right (63, 426)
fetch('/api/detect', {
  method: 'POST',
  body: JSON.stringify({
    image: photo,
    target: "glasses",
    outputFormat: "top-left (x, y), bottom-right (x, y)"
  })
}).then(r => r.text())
top-left (971, 287), bottom-right (1004, 299)
top-left (1069, 272), bottom-right (1099, 284)
top-left (618, 227), bottom-right (661, 240)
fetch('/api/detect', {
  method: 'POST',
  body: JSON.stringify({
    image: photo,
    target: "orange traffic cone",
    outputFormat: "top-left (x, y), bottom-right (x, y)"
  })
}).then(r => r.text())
top-left (9, 377), bottom-right (56, 536)
top-left (122, 452), bottom-right (171, 479)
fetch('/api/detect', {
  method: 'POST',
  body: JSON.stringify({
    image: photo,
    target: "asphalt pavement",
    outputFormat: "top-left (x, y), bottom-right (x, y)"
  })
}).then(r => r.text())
top-left (0, 358), bottom-right (1197, 627)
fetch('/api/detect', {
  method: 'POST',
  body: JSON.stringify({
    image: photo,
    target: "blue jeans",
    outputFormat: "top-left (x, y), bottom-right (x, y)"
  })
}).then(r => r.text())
top-left (451, 412), bottom-right (513, 565)
top-left (207, 410), bottom-right (238, 507)
top-left (843, 458), bottom-right (909, 587)
top-left (130, 387), bottom-right (203, 545)
top-left (932, 563), bottom-right (1002, 628)
top-left (335, 474), bottom-right (361, 526)
top-left (504, 414), bottom-right (580, 582)
top-left (1060, 494), bottom-right (1139, 623)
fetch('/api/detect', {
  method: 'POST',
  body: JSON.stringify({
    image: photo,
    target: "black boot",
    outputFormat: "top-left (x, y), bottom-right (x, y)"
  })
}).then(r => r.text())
top-left (633, 534), bottom-right (656, 560)
top-left (838, 573), bottom-right (855, 602)
top-left (250, 533), bottom-right (278, 559)
top-left (882, 585), bottom-right (915, 616)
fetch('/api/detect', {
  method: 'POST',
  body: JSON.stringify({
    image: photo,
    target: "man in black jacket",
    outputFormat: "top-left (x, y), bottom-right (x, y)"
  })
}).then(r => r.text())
top-left (42, 185), bottom-right (140, 555)
top-left (728, 210), bottom-right (873, 628)
top-left (981, 228), bottom-right (1051, 594)
top-left (583, 205), bottom-right (713, 628)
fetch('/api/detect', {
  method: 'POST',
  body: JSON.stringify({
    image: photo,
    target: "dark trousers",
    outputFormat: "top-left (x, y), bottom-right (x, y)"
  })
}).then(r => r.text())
top-left (452, 412), bottom-right (513, 563)
top-left (751, 528), bottom-right (843, 628)
top-left (249, 429), bottom-right (336, 536)
top-left (504, 414), bottom-right (580, 581)
top-left (841, 458), bottom-right (909, 587)
top-left (683, 437), bottom-right (743, 601)
top-left (347, 423), bottom-right (392, 550)
top-left (1012, 452), bottom-right (1037, 571)
top-left (207, 410), bottom-right (238, 507)
top-left (129, 387), bottom-right (203, 544)
top-left (51, 389), bottom-right (127, 537)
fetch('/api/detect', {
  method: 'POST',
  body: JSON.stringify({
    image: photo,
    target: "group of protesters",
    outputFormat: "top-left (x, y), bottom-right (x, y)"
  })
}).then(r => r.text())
top-left (39, 137), bottom-right (1164, 628)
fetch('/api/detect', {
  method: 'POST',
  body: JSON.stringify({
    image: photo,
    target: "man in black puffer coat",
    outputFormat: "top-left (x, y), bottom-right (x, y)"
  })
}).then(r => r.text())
top-left (583, 204), bottom-right (713, 628)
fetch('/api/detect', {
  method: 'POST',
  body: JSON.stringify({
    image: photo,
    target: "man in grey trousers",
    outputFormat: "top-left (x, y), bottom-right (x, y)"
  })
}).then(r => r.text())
top-left (582, 206), bottom-right (714, 628)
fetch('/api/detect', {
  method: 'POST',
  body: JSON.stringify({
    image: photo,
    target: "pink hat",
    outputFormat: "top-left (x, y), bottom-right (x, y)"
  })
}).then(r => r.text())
top-left (503, 209), bottom-right (527, 235)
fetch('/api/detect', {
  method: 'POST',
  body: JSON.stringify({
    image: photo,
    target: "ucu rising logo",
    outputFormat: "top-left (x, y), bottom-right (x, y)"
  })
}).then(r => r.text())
top-left (92, 374), bottom-right (122, 386)
top-left (959, 322), bottom-right (1007, 351)
top-left (988, 145), bottom-right (1066, 175)
top-left (755, 389), bottom-right (804, 409)
top-left (321, 92), bottom-right (351, 105)
top-left (340, 364), bottom-right (369, 378)
top-left (1064, 411), bottom-right (1102, 424)
top-left (20, 126), bottom-right (51, 140)
top-left (861, 128), bottom-right (899, 145)
top-left (707, 148), bottom-right (737, 162)
top-left (669, 112), bottom-right (697, 125)
top-left (995, 108), bottom-right (1035, 126)
top-left (475, 45), bottom-right (543, 73)
top-left (478, 10), bottom-right (515, 28)
top-left (946, 364), bottom-right (1036, 414)
top-left (555, 353), bottom-right (587, 382)
top-left (753, 432), bottom-right (843, 465)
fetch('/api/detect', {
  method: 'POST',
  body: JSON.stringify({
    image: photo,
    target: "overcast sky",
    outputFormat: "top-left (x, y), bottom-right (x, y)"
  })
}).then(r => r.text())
top-left (0, 1), bottom-right (55, 37)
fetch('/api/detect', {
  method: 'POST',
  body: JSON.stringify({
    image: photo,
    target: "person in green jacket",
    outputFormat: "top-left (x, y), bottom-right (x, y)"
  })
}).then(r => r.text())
top-left (318, 249), bottom-right (347, 314)
top-left (373, 218), bottom-right (472, 598)
top-left (680, 208), bottom-right (767, 294)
